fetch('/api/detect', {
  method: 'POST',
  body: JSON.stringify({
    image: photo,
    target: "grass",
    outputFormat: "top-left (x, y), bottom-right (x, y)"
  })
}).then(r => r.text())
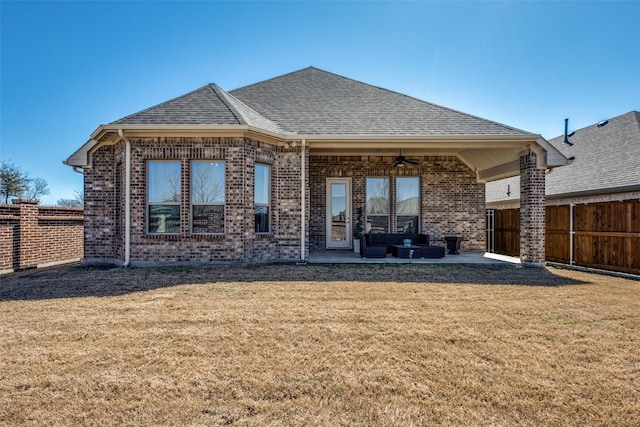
top-left (1, 263), bottom-right (639, 426)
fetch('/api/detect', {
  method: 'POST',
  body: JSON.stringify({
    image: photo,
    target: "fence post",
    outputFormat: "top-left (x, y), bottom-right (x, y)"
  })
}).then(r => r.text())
top-left (13, 199), bottom-right (39, 270)
top-left (569, 203), bottom-right (574, 266)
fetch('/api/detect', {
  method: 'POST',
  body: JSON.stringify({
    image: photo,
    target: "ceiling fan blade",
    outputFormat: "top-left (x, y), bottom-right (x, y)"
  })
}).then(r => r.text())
top-left (406, 159), bottom-right (419, 165)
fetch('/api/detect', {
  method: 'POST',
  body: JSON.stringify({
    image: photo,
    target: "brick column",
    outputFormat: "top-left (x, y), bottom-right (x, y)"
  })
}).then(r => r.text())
top-left (519, 150), bottom-right (545, 266)
top-left (14, 199), bottom-right (39, 270)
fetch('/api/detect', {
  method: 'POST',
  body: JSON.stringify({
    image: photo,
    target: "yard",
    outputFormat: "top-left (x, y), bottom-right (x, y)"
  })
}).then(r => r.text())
top-left (1, 263), bottom-right (638, 426)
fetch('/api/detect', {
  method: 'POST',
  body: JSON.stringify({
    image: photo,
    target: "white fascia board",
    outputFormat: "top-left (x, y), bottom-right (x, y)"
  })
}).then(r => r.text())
top-left (535, 136), bottom-right (569, 167)
top-left (64, 139), bottom-right (97, 168)
top-left (64, 124), bottom-right (296, 168)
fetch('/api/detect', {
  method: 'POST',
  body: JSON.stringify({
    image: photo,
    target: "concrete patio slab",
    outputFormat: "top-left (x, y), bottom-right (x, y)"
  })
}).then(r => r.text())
top-left (308, 251), bottom-right (521, 265)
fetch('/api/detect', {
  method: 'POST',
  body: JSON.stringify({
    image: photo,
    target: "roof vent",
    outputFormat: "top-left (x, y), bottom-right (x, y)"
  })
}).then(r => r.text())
top-left (564, 118), bottom-right (574, 146)
top-left (596, 119), bottom-right (609, 128)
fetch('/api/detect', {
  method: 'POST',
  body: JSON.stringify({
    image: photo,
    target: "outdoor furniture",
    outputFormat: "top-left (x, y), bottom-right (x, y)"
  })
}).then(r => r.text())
top-left (361, 233), bottom-right (445, 259)
top-left (390, 244), bottom-right (422, 259)
top-left (444, 236), bottom-right (463, 255)
top-left (360, 238), bottom-right (388, 258)
top-left (421, 245), bottom-right (446, 258)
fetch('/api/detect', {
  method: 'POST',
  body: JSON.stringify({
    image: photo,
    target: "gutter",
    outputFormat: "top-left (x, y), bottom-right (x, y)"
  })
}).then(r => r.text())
top-left (118, 129), bottom-right (131, 267)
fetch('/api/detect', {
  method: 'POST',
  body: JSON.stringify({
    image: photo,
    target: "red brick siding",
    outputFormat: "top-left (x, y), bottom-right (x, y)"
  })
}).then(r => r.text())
top-left (519, 150), bottom-right (546, 264)
top-left (86, 137), bottom-right (306, 264)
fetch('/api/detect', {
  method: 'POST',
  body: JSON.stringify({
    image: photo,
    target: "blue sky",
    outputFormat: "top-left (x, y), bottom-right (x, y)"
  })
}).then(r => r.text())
top-left (2, 1), bottom-right (638, 205)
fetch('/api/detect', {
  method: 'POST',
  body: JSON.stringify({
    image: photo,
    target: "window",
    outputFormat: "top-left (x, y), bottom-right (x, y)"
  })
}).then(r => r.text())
top-left (366, 177), bottom-right (389, 233)
top-left (147, 161), bottom-right (181, 234)
top-left (396, 177), bottom-right (419, 233)
top-left (191, 161), bottom-right (225, 234)
top-left (254, 164), bottom-right (270, 233)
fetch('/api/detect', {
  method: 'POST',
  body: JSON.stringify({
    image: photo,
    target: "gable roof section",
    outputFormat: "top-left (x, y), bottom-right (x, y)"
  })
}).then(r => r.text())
top-left (230, 67), bottom-right (532, 136)
top-left (486, 111), bottom-right (640, 204)
top-left (112, 84), bottom-right (283, 133)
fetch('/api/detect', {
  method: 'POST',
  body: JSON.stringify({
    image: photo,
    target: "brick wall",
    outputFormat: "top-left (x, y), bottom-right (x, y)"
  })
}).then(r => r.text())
top-left (0, 200), bottom-right (84, 274)
top-left (85, 137), bottom-right (306, 264)
top-left (309, 155), bottom-right (486, 252)
top-left (519, 150), bottom-right (546, 264)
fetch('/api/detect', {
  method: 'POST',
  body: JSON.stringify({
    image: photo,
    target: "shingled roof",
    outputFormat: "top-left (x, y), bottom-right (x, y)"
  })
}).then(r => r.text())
top-left (486, 110), bottom-right (640, 203)
top-left (112, 84), bottom-right (283, 134)
top-left (112, 67), bottom-right (531, 137)
top-left (230, 67), bottom-right (531, 136)
top-left (68, 66), bottom-right (567, 175)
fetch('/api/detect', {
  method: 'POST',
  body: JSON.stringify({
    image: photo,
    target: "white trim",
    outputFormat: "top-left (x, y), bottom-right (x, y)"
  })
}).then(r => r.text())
top-left (326, 177), bottom-right (352, 249)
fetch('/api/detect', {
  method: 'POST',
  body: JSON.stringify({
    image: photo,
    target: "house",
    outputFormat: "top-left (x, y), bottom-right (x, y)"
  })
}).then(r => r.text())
top-left (65, 67), bottom-right (567, 266)
top-left (486, 111), bottom-right (640, 273)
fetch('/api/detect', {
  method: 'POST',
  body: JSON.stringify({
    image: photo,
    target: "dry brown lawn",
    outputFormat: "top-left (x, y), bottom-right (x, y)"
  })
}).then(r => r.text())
top-left (1, 263), bottom-right (638, 426)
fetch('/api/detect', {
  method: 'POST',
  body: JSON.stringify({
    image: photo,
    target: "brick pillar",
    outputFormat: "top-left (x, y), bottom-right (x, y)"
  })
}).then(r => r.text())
top-left (519, 150), bottom-right (545, 266)
top-left (14, 199), bottom-right (39, 270)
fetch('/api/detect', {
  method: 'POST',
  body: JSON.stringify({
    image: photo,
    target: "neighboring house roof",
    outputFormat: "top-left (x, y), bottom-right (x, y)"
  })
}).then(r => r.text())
top-left (230, 67), bottom-right (531, 136)
top-left (486, 111), bottom-right (640, 204)
top-left (65, 66), bottom-right (567, 178)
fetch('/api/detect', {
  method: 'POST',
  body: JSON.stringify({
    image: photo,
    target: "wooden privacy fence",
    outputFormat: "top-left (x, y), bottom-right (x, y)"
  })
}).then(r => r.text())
top-left (488, 199), bottom-right (640, 275)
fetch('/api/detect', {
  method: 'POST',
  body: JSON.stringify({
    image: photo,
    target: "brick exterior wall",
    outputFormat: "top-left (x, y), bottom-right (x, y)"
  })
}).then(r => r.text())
top-left (519, 150), bottom-right (546, 264)
top-left (85, 137), bottom-right (307, 264)
top-left (309, 155), bottom-right (486, 252)
top-left (85, 139), bottom-right (487, 263)
top-left (0, 200), bottom-right (84, 274)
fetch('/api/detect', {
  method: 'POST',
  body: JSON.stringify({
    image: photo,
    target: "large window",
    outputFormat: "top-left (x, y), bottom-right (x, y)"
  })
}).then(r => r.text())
top-left (366, 177), bottom-right (389, 233)
top-left (147, 161), bottom-right (181, 234)
top-left (396, 177), bottom-right (419, 233)
top-left (254, 164), bottom-right (270, 233)
top-left (191, 161), bottom-right (225, 234)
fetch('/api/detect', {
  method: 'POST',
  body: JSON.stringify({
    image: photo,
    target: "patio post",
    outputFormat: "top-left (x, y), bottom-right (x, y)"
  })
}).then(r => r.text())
top-left (519, 149), bottom-right (546, 267)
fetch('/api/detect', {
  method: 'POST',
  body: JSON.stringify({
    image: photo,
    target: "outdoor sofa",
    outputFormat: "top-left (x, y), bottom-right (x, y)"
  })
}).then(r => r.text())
top-left (360, 233), bottom-right (445, 258)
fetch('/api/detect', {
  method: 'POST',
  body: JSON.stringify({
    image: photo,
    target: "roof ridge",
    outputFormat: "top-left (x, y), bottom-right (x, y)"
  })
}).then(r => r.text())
top-left (213, 84), bottom-right (284, 133)
top-left (207, 84), bottom-right (244, 125)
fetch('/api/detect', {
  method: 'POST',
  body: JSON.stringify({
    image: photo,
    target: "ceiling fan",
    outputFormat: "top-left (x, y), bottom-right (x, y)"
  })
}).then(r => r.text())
top-left (393, 150), bottom-right (419, 168)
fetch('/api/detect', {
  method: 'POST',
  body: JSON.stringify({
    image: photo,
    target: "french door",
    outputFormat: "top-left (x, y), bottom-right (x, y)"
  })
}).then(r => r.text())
top-left (326, 178), bottom-right (352, 249)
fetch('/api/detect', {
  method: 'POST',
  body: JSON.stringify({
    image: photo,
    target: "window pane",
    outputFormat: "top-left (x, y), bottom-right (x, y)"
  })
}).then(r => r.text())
top-left (397, 216), bottom-right (419, 234)
top-left (254, 206), bottom-right (269, 233)
top-left (366, 178), bottom-right (389, 214)
top-left (192, 161), bottom-right (225, 203)
top-left (397, 177), bottom-right (419, 215)
top-left (367, 216), bottom-right (389, 234)
top-left (192, 205), bottom-right (224, 234)
top-left (148, 162), bottom-right (181, 203)
top-left (254, 164), bottom-right (270, 204)
top-left (148, 205), bottom-right (180, 233)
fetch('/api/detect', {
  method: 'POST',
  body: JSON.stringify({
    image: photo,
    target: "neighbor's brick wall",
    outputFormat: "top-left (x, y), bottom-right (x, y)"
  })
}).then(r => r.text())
top-left (0, 200), bottom-right (83, 273)
top-left (38, 207), bottom-right (84, 267)
top-left (309, 155), bottom-right (486, 252)
top-left (86, 137), bottom-right (306, 264)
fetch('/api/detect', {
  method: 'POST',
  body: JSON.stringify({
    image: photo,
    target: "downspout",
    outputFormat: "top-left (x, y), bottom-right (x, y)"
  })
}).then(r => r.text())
top-left (300, 139), bottom-right (307, 263)
top-left (118, 129), bottom-right (131, 267)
